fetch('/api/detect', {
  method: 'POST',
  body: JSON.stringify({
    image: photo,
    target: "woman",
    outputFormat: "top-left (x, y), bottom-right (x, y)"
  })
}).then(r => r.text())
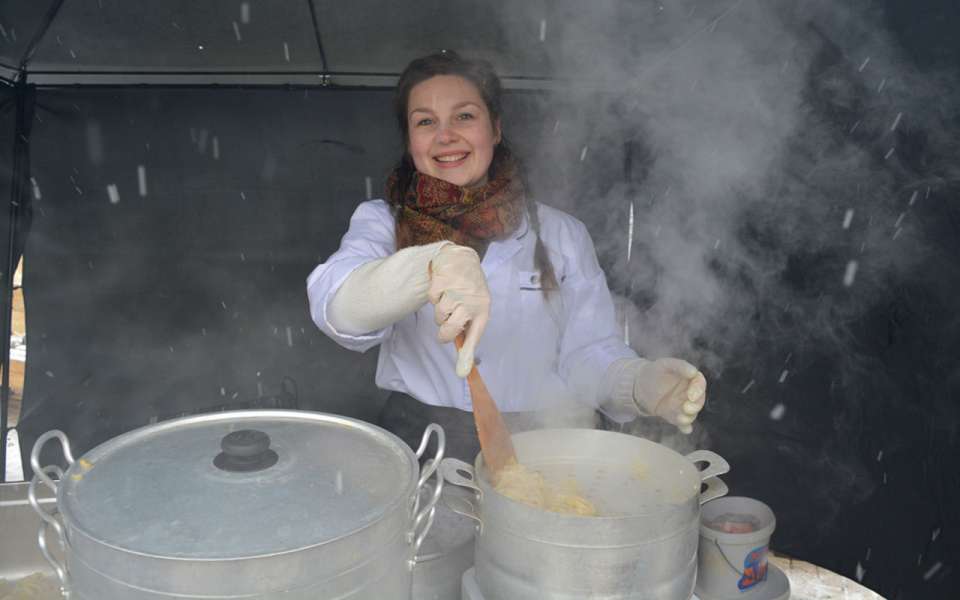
top-left (307, 51), bottom-right (706, 460)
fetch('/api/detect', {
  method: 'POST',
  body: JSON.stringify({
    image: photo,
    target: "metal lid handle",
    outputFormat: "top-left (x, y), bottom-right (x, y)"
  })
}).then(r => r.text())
top-left (214, 429), bottom-right (279, 472)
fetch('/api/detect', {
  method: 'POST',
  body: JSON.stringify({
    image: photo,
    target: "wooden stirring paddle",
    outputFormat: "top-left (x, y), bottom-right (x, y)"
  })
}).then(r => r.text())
top-left (454, 334), bottom-right (518, 477)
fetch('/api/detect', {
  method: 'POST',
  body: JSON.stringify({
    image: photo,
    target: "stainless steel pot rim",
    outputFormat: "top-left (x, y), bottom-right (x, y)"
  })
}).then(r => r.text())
top-left (56, 410), bottom-right (421, 559)
top-left (446, 428), bottom-right (729, 521)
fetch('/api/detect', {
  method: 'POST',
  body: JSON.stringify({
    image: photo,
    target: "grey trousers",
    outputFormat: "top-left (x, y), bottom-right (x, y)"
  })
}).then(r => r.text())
top-left (378, 391), bottom-right (599, 462)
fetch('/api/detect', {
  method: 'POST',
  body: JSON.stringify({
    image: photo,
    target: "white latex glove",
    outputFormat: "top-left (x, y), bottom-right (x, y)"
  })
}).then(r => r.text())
top-left (603, 358), bottom-right (707, 434)
top-left (633, 358), bottom-right (707, 434)
top-left (327, 241), bottom-right (451, 336)
top-left (427, 244), bottom-right (491, 378)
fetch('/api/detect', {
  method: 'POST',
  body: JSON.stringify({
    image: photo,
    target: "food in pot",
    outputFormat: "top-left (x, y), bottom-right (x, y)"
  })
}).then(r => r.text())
top-left (493, 461), bottom-right (598, 516)
top-left (0, 573), bottom-right (61, 600)
top-left (705, 512), bottom-right (760, 533)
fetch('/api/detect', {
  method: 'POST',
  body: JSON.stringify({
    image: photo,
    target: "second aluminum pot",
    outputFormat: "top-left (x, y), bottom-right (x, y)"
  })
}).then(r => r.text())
top-left (29, 410), bottom-right (445, 600)
top-left (441, 428), bottom-right (729, 600)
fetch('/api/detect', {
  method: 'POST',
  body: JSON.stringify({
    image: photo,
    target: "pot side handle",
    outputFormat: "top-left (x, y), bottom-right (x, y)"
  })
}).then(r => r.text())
top-left (30, 430), bottom-right (75, 494)
top-left (699, 476), bottom-right (729, 505)
top-left (29, 430), bottom-right (75, 596)
top-left (444, 493), bottom-right (483, 536)
top-left (685, 450), bottom-right (730, 482)
top-left (409, 423), bottom-right (446, 569)
top-left (439, 457), bottom-right (483, 499)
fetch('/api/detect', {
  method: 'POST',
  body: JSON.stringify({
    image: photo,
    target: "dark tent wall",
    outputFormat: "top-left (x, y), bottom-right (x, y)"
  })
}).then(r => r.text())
top-left (13, 86), bottom-right (589, 459)
top-left (16, 88), bottom-right (394, 454)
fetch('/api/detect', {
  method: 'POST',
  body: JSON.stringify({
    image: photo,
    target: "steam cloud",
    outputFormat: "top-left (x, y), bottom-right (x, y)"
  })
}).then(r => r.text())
top-left (505, 0), bottom-right (957, 388)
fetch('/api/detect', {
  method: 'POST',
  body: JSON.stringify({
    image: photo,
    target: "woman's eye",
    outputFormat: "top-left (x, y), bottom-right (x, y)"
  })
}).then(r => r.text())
top-left (416, 118), bottom-right (433, 127)
top-left (458, 112), bottom-right (475, 121)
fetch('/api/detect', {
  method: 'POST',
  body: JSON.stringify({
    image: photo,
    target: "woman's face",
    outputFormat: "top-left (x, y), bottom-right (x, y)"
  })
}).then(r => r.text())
top-left (406, 75), bottom-right (501, 188)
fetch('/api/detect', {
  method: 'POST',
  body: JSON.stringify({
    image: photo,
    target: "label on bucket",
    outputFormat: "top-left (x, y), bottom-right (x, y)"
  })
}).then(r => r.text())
top-left (738, 545), bottom-right (769, 591)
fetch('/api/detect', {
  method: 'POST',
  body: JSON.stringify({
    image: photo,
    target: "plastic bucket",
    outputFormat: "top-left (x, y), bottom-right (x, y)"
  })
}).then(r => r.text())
top-left (696, 496), bottom-right (776, 598)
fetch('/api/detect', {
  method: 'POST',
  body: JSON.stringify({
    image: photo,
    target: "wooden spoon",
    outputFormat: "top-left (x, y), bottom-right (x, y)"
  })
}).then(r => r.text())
top-left (454, 334), bottom-right (517, 477)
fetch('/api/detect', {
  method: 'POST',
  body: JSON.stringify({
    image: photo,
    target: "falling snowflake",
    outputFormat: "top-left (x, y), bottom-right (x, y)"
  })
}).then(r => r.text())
top-left (106, 184), bottom-right (120, 204)
top-left (890, 112), bottom-right (903, 132)
top-left (137, 165), bottom-right (148, 196)
top-left (843, 209), bottom-right (854, 229)
top-left (923, 562), bottom-right (943, 581)
top-left (843, 261), bottom-right (858, 287)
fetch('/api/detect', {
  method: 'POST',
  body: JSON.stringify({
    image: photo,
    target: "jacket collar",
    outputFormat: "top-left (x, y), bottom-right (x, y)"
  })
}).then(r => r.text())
top-left (482, 212), bottom-right (529, 273)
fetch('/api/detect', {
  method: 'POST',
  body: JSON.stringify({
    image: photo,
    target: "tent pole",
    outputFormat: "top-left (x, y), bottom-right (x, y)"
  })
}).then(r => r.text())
top-left (1, 75), bottom-right (34, 482)
top-left (305, 0), bottom-right (329, 73)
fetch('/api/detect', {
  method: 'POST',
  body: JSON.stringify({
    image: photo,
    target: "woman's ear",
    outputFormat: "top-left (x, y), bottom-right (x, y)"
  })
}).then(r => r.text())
top-left (494, 118), bottom-right (502, 144)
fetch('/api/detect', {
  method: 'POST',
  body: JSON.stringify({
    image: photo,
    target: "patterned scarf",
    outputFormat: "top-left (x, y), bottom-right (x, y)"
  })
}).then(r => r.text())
top-left (386, 153), bottom-right (525, 256)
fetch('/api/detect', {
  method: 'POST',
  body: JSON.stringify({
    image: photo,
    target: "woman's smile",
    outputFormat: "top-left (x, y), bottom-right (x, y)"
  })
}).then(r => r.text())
top-left (434, 151), bottom-right (470, 167)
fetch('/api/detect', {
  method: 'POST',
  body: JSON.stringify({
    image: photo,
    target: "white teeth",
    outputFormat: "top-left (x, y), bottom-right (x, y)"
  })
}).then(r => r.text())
top-left (435, 153), bottom-right (467, 162)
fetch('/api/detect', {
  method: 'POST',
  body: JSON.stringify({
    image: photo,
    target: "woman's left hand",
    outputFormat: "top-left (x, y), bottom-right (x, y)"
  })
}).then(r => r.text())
top-left (632, 358), bottom-right (707, 434)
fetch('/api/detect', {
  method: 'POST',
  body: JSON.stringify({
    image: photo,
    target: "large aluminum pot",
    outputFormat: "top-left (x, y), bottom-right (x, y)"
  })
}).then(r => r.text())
top-left (28, 410), bottom-right (445, 600)
top-left (441, 428), bottom-right (729, 600)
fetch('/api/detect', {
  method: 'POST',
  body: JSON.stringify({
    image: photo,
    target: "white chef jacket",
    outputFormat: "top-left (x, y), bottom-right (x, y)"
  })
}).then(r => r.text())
top-left (306, 199), bottom-right (637, 415)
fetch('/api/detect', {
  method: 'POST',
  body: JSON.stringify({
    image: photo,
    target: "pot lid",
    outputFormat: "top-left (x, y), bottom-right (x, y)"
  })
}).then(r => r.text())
top-left (58, 410), bottom-right (418, 559)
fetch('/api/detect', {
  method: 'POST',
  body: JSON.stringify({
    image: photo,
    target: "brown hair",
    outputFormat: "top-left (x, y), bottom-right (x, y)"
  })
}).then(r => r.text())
top-left (392, 50), bottom-right (558, 292)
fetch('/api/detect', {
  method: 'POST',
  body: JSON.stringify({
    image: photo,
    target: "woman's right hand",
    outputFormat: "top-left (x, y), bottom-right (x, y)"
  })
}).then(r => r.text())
top-left (428, 244), bottom-right (490, 378)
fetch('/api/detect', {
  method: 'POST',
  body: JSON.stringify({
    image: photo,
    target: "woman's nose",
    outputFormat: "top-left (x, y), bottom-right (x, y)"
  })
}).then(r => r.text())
top-left (436, 125), bottom-right (458, 144)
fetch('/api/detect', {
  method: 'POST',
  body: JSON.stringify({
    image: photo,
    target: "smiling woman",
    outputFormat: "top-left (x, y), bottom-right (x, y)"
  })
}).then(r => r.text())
top-left (405, 75), bottom-right (501, 189)
top-left (306, 50), bottom-right (708, 461)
